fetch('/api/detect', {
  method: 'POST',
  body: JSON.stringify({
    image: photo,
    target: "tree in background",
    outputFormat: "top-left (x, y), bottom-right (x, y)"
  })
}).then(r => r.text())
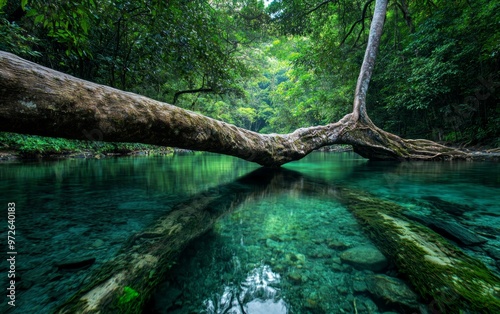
top-left (4, 0), bottom-right (498, 170)
top-left (268, 0), bottom-right (499, 145)
top-left (2, 0), bottom-right (498, 144)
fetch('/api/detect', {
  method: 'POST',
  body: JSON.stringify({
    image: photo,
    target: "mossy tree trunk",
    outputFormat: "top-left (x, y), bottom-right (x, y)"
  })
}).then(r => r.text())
top-left (1, 0), bottom-right (496, 167)
top-left (56, 168), bottom-right (500, 313)
top-left (56, 168), bottom-right (303, 313)
top-left (338, 188), bottom-right (500, 313)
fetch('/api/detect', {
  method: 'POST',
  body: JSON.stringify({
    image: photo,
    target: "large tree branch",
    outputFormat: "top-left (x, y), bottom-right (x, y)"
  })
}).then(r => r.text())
top-left (301, 0), bottom-right (336, 17)
top-left (339, 0), bottom-right (374, 47)
top-left (173, 87), bottom-right (214, 104)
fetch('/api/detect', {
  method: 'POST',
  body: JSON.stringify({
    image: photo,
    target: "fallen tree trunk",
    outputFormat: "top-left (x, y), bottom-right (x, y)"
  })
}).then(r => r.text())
top-left (1, 0), bottom-right (497, 166)
top-left (55, 168), bottom-right (303, 313)
top-left (1, 50), bottom-right (493, 166)
top-left (338, 188), bottom-right (500, 313)
top-left (55, 167), bottom-right (500, 313)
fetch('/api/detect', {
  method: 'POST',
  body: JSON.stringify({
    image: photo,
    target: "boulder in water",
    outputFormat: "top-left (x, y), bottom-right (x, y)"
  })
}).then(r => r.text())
top-left (366, 274), bottom-right (420, 310)
top-left (340, 245), bottom-right (388, 272)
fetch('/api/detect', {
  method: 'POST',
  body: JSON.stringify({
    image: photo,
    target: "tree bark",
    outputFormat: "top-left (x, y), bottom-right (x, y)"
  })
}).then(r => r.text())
top-left (0, 0), bottom-right (497, 166)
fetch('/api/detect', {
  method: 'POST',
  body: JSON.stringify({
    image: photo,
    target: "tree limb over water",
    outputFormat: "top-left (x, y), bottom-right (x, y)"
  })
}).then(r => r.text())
top-left (0, 0), bottom-right (497, 166)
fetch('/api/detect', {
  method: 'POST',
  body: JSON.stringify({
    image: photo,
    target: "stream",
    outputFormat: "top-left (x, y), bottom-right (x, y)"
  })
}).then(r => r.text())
top-left (0, 152), bottom-right (499, 313)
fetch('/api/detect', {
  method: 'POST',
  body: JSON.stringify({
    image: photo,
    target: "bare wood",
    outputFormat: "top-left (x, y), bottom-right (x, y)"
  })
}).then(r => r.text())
top-left (0, 49), bottom-right (358, 167)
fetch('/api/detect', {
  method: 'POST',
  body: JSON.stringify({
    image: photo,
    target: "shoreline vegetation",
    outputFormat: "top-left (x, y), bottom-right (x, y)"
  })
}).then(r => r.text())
top-left (0, 132), bottom-right (173, 161)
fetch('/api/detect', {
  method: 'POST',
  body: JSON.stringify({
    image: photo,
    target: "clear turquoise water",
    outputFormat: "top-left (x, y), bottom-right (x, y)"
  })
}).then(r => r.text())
top-left (0, 152), bottom-right (499, 313)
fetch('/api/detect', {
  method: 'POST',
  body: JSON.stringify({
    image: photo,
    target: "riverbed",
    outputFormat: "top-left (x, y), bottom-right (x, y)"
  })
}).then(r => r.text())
top-left (0, 152), bottom-right (499, 313)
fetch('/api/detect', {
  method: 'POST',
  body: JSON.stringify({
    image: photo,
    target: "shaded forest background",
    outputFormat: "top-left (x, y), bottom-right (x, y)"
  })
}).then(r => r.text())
top-left (1, 0), bottom-right (498, 154)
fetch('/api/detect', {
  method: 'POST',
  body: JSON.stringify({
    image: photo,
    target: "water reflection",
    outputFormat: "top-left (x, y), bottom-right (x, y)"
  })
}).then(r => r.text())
top-left (204, 264), bottom-right (287, 314)
top-left (148, 154), bottom-right (500, 314)
top-left (1, 153), bottom-right (499, 313)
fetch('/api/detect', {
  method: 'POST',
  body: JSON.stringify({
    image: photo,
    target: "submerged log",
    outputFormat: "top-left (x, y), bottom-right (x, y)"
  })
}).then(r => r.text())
top-left (55, 168), bottom-right (303, 313)
top-left (339, 189), bottom-right (500, 313)
top-left (55, 168), bottom-right (500, 313)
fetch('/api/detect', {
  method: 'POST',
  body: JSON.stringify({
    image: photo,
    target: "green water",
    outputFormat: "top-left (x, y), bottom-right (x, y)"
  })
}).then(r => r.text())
top-left (0, 152), bottom-right (499, 313)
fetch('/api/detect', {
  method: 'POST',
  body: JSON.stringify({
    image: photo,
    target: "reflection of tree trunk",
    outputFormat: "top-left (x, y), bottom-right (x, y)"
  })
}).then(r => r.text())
top-left (56, 168), bottom-right (500, 313)
top-left (55, 168), bottom-right (301, 313)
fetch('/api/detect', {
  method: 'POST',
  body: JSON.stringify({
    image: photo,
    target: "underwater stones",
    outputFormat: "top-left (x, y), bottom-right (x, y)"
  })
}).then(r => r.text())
top-left (365, 274), bottom-right (420, 310)
top-left (285, 252), bottom-right (306, 267)
top-left (265, 238), bottom-right (281, 251)
top-left (352, 276), bottom-right (368, 293)
top-left (340, 245), bottom-right (388, 272)
top-left (92, 239), bottom-right (104, 248)
top-left (288, 271), bottom-right (307, 284)
top-left (357, 296), bottom-right (379, 313)
top-left (328, 257), bottom-right (347, 272)
top-left (312, 238), bottom-right (324, 245)
top-left (273, 264), bottom-right (286, 272)
top-left (304, 291), bottom-right (321, 310)
top-left (326, 239), bottom-right (350, 251)
top-left (308, 248), bottom-right (332, 259)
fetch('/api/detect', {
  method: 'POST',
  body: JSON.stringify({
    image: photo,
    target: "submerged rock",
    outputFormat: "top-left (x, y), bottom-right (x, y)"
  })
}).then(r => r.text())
top-left (265, 238), bottom-right (281, 250)
top-left (340, 245), bottom-right (388, 272)
top-left (358, 296), bottom-right (379, 313)
top-left (352, 276), bottom-right (368, 293)
top-left (285, 252), bottom-right (306, 266)
top-left (288, 271), bottom-right (306, 284)
top-left (366, 274), bottom-right (420, 310)
top-left (326, 239), bottom-right (350, 251)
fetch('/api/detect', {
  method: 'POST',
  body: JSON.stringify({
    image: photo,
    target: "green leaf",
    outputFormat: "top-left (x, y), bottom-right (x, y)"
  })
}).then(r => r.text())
top-left (34, 15), bottom-right (44, 24)
top-left (0, 0), bottom-right (8, 11)
top-left (81, 19), bottom-right (89, 34)
top-left (21, 0), bottom-right (28, 10)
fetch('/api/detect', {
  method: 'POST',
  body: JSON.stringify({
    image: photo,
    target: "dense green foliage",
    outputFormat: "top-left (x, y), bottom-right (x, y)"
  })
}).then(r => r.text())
top-left (0, 132), bottom-right (170, 156)
top-left (0, 0), bottom-right (498, 147)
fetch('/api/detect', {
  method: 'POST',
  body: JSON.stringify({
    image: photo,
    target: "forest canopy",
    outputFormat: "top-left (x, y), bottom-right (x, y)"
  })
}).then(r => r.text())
top-left (1, 0), bottom-right (499, 147)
